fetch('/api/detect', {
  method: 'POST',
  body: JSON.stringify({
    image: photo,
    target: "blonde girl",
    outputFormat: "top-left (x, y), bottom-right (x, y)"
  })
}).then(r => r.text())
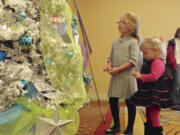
top-left (104, 12), bottom-right (141, 135)
top-left (130, 37), bottom-right (172, 135)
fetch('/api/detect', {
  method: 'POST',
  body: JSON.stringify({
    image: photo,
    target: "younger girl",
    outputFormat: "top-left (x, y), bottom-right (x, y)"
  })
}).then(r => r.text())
top-left (130, 37), bottom-right (172, 135)
top-left (104, 12), bottom-right (141, 135)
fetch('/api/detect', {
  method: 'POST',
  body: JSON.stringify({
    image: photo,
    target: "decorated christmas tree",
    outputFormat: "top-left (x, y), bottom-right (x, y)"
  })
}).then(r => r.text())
top-left (0, 0), bottom-right (87, 134)
top-left (0, 0), bottom-right (43, 111)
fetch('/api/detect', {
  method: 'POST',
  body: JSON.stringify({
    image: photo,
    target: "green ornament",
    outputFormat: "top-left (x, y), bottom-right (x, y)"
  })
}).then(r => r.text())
top-left (45, 58), bottom-right (51, 68)
top-left (66, 76), bottom-right (74, 85)
top-left (65, 51), bottom-right (73, 59)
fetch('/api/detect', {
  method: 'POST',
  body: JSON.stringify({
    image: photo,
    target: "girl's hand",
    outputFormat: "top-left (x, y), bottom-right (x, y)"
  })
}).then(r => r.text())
top-left (132, 72), bottom-right (142, 79)
top-left (109, 67), bottom-right (118, 75)
top-left (103, 65), bottom-right (112, 72)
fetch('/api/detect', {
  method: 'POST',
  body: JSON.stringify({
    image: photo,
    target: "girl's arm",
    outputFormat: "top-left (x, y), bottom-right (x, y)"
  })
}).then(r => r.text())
top-left (109, 39), bottom-right (139, 75)
top-left (109, 61), bottom-right (134, 75)
top-left (141, 59), bottom-right (165, 82)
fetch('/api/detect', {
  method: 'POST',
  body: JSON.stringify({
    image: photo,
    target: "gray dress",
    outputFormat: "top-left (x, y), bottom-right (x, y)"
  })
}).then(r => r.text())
top-left (108, 36), bottom-right (139, 99)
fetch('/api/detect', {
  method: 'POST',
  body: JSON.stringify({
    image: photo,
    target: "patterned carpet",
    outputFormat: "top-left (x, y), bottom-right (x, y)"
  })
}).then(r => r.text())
top-left (138, 108), bottom-right (180, 135)
top-left (76, 101), bottom-right (180, 135)
top-left (76, 101), bottom-right (110, 135)
top-left (76, 101), bottom-right (125, 135)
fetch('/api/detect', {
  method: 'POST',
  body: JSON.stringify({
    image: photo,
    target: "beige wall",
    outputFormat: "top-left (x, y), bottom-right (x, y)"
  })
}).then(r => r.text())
top-left (68, 0), bottom-right (180, 101)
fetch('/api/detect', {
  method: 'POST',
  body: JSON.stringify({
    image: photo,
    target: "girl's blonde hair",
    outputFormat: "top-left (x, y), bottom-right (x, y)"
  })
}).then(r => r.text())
top-left (122, 12), bottom-right (141, 43)
top-left (140, 37), bottom-right (165, 58)
top-left (174, 27), bottom-right (180, 38)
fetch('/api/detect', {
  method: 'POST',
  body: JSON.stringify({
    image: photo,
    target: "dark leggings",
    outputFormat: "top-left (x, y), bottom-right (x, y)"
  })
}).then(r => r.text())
top-left (125, 99), bottom-right (136, 131)
top-left (109, 98), bottom-right (136, 130)
top-left (109, 97), bottom-right (120, 128)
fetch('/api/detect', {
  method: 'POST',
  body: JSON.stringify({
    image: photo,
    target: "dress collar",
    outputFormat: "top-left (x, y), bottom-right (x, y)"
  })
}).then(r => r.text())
top-left (118, 36), bottom-right (131, 42)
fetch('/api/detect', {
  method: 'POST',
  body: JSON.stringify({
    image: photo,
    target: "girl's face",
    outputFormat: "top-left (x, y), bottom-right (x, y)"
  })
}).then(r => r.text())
top-left (118, 17), bottom-right (129, 36)
top-left (142, 48), bottom-right (157, 61)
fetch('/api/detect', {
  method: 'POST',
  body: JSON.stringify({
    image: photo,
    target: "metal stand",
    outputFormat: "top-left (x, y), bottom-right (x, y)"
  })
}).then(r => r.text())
top-left (74, 0), bottom-right (106, 123)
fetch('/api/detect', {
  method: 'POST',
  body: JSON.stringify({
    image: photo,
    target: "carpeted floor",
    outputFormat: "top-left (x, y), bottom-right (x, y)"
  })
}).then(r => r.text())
top-left (138, 108), bottom-right (180, 135)
top-left (76, 101), bottom-right (125, 135)
top-left (76, 101), bottom-right (143, 135)
top-left (76, 101), bottom-right (180, 135)
top-left (76, 101), bottom-right (110, 135)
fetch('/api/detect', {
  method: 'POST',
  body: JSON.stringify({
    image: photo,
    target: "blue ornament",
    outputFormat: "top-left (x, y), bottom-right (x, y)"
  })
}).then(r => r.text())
top-left (25, 82), bottom-right (39, 99)
top-left (21, 80), bottom-right (28, 90)
top-left (17, 11), bottom-right (27, 20)
top-left (0, 51), bottom-right (6, 61)
top-left (83, 72), bottom-right (93, 88)
top-left (72, 14), bottom-right (79, 30)
top-left (65, 51), bottom-right (73, 59)
top-left (18, 34), bottom-right (32, 49)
